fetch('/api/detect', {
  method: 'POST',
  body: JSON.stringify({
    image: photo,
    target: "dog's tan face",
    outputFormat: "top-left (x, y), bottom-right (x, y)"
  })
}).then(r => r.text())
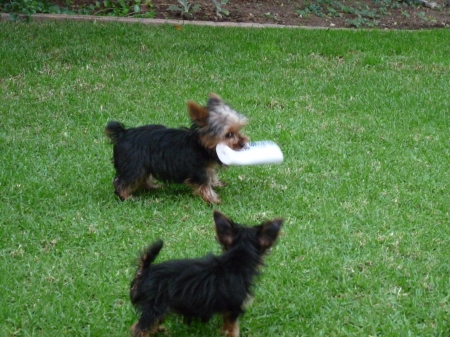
top-left (221, 124), bottom-right (248, 151)
top-left (188, 93), bottom-right (249, 151)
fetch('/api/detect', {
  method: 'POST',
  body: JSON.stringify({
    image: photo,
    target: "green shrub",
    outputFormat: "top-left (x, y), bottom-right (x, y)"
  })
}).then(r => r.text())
top-left (0, 0), bottom-right (155, 19)
top-left (0, 0), bottom-right (74, 19)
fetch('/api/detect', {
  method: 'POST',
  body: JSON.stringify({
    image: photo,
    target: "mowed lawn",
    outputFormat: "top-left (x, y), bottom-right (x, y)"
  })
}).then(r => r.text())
top-left (1, 21), bottom-right (449, 336)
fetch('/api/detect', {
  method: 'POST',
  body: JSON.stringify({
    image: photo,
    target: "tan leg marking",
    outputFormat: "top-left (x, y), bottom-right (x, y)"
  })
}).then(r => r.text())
top-left (222, 313), bottom-right (240, 337)
top-left (185, 181), bottom-right (221, 204)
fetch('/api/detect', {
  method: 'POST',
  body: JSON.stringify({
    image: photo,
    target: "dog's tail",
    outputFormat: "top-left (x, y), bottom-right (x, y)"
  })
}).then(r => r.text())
top-left (139, 240), bottom-right (164, 270)
top-left (105, 121), bottom-right (126, 144)
top-left (130, 240), bottom-right (164, 305)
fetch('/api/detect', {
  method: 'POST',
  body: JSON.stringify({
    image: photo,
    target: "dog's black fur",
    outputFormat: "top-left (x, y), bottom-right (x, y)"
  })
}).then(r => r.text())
top-left (129, 211), bottom-right (283, 337)
top-left (105, 94), bottom-right (248, 204)
top-left (106, 122), bottom-right (220, 191)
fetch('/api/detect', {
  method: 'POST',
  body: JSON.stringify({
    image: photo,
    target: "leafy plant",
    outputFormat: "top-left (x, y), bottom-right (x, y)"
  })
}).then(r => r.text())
top-left (417, 11), bottom-right (428, 21)
top-left (296, 8), bottom-right (311, 18)
top-left (94, 0), bottom-right (154, 17)
top-left (0, 0), bottom-right (154, 18)
top-left (0, 0), bottom-right (74, 19)
top-left (211, 0), bottom-right (229, 17)
top-left (326, 6), bottom-right (340, 17)
top-left (168, 0), bottom-right (200, 18)
top-left (307, 1), bottom-right (325, 16)
top-left (294, 0), bottom-right (438, 28)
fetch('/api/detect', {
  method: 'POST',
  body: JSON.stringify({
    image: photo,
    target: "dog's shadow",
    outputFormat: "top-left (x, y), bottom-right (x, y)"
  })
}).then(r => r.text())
top-left (163, 316), bottom-right (226, 337)
top-left (125, 182), bottom-right (229, 204)
top-left (121, 184), bottom-right (205, 204)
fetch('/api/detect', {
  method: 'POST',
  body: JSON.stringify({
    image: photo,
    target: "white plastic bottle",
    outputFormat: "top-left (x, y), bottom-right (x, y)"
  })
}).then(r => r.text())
top-left (216, 141), bottom-right (283, 166)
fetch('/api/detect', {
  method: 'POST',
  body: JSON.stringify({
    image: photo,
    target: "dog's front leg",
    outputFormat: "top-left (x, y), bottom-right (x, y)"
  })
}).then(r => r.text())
top-left (222, 312), bottom-right (240, 337)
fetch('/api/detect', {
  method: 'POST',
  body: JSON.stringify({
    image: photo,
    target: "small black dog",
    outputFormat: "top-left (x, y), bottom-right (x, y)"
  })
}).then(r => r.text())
top-left (105, 93), bottom-right (248, 204)
top-left (130, 211), bottom-right (283, 337)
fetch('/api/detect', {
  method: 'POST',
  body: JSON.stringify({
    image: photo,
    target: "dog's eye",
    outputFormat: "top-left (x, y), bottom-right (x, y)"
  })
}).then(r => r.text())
top-left (225, 132), bottom-right (234, 138)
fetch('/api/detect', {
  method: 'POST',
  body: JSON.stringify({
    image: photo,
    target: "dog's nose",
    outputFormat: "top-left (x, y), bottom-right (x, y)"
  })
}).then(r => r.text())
top-left (238, 142), bottom-right (246, 149)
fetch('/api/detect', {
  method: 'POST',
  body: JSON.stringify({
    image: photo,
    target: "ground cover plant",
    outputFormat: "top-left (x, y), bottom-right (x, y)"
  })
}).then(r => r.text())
top-left (151, 0), bottom-right (450, 28)
top-left (1, 22), bottom-right (450, 336)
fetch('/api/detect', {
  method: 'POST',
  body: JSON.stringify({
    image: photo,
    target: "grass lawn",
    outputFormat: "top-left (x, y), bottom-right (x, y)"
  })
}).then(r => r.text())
top-left (1, 21), bottom-right (449, 336)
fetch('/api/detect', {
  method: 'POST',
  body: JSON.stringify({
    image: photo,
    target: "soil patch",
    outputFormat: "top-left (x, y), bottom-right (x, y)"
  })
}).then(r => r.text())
top-left (46, 0), bottom-right (450, 29)
top-left (151, 0), bottom-right (450, 29)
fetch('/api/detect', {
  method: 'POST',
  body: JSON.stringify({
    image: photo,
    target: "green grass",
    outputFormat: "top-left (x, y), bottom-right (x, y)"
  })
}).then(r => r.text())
top-left (1, 21), bottom-right (449, 336)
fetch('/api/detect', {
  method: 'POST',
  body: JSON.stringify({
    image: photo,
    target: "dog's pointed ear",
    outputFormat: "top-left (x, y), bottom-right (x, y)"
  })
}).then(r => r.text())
top-left (258, 219), bottom-right (283, 251)
top-left (188, 101), bottom-right (209, 127)
top-left (208, 93), bottom-right (224, 107)
top-left (214, 210), bottom-right (236, 249)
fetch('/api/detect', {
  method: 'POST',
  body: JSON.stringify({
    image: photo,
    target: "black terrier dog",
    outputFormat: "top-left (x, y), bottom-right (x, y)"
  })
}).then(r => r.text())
top-left (130, 211), bottom-right (283, 337)
top-left (105, 93), bottom-right (248, 204)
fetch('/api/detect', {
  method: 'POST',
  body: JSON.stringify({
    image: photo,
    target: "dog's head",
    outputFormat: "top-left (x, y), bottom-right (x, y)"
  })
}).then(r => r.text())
top-left (188, 93), bottom-right (248, 151)
top-left (213, 210), bottom-right (283, 255)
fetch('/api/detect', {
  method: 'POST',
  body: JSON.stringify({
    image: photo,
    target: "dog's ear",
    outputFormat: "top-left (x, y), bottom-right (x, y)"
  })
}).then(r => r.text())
top-left (214, 210), bottom-right (236, 249)
top-left (208, 92), bottom-right (223, 106)
top-left (258, 219), bottom-right (283, 251)
top-left (188, 101), bottom-right (209, 127)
